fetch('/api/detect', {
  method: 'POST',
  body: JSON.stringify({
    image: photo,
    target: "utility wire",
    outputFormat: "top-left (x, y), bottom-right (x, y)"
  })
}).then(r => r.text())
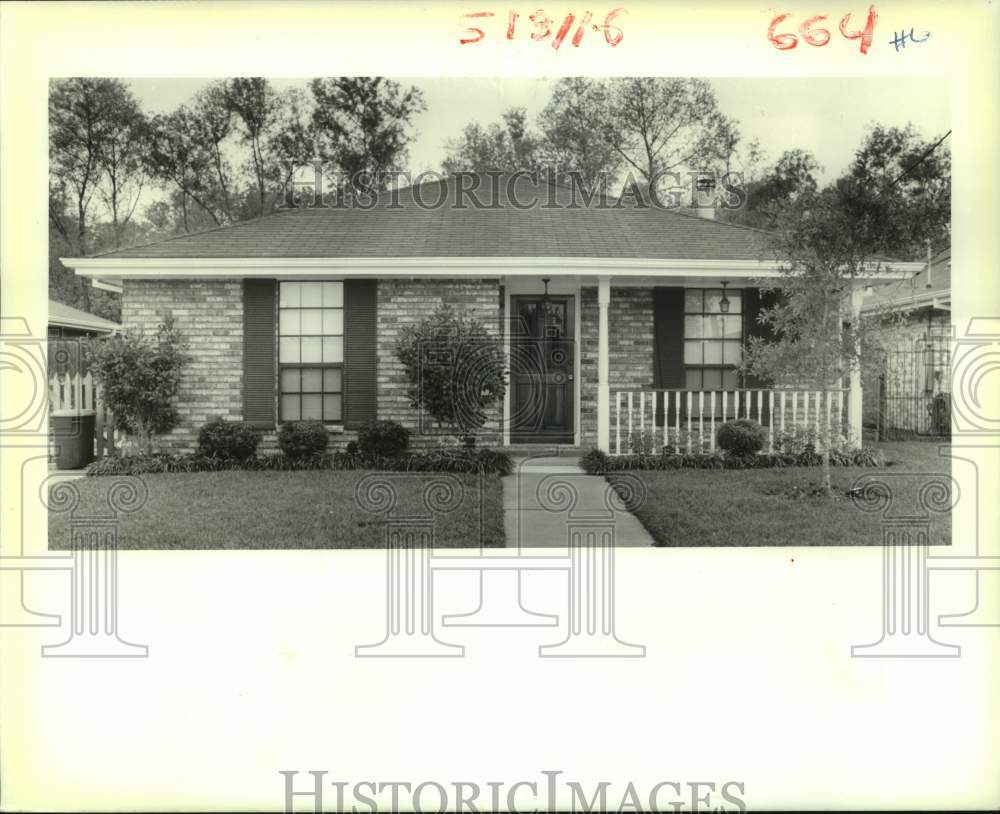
top-left (888, 130), bottom-right (951, 187)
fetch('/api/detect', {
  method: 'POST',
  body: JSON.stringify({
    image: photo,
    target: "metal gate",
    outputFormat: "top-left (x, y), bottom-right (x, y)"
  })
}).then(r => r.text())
top-left (873, 334), bottom-right (951, 440)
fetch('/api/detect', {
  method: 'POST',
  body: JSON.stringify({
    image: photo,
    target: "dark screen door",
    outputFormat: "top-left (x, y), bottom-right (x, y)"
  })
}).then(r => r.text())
top-left (510, 295), bottom-right (575, 443)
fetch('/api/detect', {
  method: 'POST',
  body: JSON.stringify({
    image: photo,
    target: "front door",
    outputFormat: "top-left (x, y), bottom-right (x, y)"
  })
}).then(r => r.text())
top-left (509, 295), bottom-right (575, 444)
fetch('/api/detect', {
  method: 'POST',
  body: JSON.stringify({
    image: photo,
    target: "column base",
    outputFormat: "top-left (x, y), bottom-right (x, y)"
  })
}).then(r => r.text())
top-left (442, 570), bottom-right (558, 628)
top-left (851, 633), bottom-right (960, 658)
top-left (42, 632), bottom-right (148, 658)
top-left (355, 632), bottom-right (465, 658)
top-left (540, 631), bottom-right (646, 658)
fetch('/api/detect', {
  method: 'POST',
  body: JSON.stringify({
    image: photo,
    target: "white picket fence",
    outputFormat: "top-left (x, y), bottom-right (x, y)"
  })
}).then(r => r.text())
top-left (613, 388), bottom-right (849, 455)
top-left (48, 371), bottom-right (118, 459)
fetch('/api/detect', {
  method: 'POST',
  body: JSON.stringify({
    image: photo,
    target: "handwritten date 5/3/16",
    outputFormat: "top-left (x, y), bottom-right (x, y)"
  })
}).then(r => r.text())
top-left (768, 5), bottom-right (878, 54)
top-left (460, 8), bottom-right (626, 49)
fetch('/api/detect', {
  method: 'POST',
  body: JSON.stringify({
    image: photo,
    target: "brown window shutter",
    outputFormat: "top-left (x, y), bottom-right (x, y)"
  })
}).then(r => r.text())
top-left (343, 279), bottom-right (377, 429)
top-left (243, 279), bottom-right (277, 428)
top-left (653, 287), bottom-right (685, 425)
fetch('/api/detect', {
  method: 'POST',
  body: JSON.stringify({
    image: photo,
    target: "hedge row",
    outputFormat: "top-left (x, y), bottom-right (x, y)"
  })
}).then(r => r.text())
top-left (86, 448), bottom-right (513, 477)
top-left (581, 446), bottom-right (886, 474)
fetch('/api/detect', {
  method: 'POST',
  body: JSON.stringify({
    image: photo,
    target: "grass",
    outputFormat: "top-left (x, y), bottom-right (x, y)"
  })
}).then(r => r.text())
top-left (49, 470), bottom-right (505, 550)
top-left (607, 441), bottom-right (953, 547)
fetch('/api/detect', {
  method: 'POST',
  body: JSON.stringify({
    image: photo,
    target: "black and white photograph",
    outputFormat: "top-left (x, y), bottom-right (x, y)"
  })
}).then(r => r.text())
top-left (1, 2), bottom-right (998, 812)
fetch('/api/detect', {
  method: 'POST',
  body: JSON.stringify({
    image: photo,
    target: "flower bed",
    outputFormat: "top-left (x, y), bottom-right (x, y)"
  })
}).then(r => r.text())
top-left (581, 446), bottom-right (885, 474)
top-left (86, 447), bottom-right (513, 477)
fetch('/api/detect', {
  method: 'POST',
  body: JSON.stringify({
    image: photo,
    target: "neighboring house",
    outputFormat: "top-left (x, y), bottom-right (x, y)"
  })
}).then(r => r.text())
top-left (861, 247), bottom-right (951, 437)
top-left (48, 299), bottom-right (122, 339)
top-left (61, 175), bottom-right (923, 454)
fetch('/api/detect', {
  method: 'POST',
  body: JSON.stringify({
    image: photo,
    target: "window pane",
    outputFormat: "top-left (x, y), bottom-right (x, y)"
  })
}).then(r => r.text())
top-left (300, 281), bottom-right (322, 306)
top-left (704, 289), bottom-right (724, 313)
top-left (703, 369), bottom-right (723, 390)
top-left (704, 315), bottom-right (725, 339)
top-left (703, 342), bottom-right (723, 364)
top-left (322, 309), bottom-right (344, 336)
top-left (722, 315), bottom-right (742, 339)
top-left (323, 368), bottom-right (343, 392)
top-left (301, 336), bottom-right (322, 363)
top-left (685, 369), bottom-right (702, 390)
top-left (323, 394), bottom-right (343, 422)
top-left (280, 368), bottom-right (300, 393)
top-left (279, 338), bottom-right (300, 363)
top-left (684, 315), bottom-right (703, 339)
top-left (722, 369), bottom-right (740, 390)
top-left (323, 336), bottom-right (344, 363)
top-left (684, 290), bottom-right (703, 314)
top-left (279, 282), bottom-right (301, 308)
top-left (301, 369), bottom-right (323, 392)
top-left (727, 291), bottom-right (743, 314)
top-left (322, 282), bottom-right (343, 307)
top-left (301, 394), bottom-right (322, 420)
top-left (300, 310), bottom-right (322, 335)
top-left (280, 395), bottom-right (300, 421)
top-left (684, 340), bottom-right (702, 365)
top-left (279, 310), bottom-right (300, 336)
top-left (723, 340), bottom-right (743, 364)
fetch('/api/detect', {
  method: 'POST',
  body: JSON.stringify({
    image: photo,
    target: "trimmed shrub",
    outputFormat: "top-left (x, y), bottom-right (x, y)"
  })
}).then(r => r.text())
top-left (579, 446), bottom-right (883, 474)
top-left (197, 418), bottom-right (260, 462)
top-left (278, 421), bottom-right (329, 459)
top-left (357, 419), bottom-right (410, 457)
top-left (716, 419), bottom-right (766, 455)
top-left (85, 447), bottom-right (514, 477)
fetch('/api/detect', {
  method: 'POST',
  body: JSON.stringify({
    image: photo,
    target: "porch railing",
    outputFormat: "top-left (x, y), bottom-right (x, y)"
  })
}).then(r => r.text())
top-left (612, 388), bottom-right (849, 455)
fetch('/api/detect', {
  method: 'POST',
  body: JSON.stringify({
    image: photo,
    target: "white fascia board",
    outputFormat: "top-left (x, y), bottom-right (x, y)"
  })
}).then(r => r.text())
top-left (62, 256), bottom-right (923, 281)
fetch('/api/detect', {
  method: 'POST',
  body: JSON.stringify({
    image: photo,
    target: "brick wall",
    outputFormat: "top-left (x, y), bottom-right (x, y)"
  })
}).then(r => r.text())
top-left (579, 286), bottom-right (655, 447)
top-left (377, 279), bottom-right (502, 447)
top-left (121, 279), bottom-right (243, 453)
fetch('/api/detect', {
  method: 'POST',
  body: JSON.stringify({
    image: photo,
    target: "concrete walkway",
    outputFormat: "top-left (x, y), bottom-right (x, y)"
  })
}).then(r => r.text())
top-left (503, 456), bottom-right (655, 549)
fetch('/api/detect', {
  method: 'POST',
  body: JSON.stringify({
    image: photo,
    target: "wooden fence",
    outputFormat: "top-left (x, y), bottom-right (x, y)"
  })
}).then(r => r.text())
top-left (48, 370), bottom-right (118, 459)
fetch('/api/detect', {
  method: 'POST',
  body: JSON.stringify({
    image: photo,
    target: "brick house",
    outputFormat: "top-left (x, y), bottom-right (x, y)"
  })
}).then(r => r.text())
top-left (61, 174), bottom-right (923, 454)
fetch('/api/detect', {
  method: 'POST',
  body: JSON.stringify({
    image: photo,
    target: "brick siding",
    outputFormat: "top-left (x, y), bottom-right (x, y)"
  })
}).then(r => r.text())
top-left (377, 279), bottom-right (502, 447)
top-left (579, 286), bottom-right (655, 447)
top-left (121, 279), bottom-right (243, 453)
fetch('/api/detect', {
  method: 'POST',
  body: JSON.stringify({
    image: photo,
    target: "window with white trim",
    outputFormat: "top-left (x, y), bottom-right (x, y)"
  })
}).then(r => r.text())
top-left (683, 288), bottom-right (743, 391)
top-left (278, 281), bottom-right (344, 422)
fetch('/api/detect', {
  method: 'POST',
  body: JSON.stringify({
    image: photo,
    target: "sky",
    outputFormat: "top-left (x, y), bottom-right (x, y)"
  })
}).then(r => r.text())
top-left (125, 76), bottom-right (949, 196)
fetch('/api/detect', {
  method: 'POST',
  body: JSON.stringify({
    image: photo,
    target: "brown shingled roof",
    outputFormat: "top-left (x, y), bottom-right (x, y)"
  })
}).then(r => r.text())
top-left (92, 174), bottom-right (773, 262)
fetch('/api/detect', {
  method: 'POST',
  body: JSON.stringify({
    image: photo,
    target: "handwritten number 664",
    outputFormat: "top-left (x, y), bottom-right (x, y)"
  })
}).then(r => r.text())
top-left (768, 5), bottom-right (878, 54)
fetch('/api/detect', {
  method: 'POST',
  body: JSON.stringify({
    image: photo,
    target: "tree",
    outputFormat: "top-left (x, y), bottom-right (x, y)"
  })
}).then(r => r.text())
top-left (604, 78), bottom-right (738, 189)
top-left (395, 305), bottom-right (507, 442)
top-left (442, 108), bottom-right (542, 175)
top-left (310, 77), bottom-right (425, 192)
top-left (224, 78), bottom-right (311, 216)
top-left (86, 318), bottom-right (189, 455)
top-left (721, 148), bottom-right (821, 230)
top-left (538, 78), bottom-right (621, 186)
top-left (49, 78), bottom-right (145, 311)
top-left (835, 123), bottom-right (951, 260)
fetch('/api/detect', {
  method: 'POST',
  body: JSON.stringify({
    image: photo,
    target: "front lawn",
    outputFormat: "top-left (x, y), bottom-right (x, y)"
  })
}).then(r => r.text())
top-left (607, 441), bottom-right (953, 547)
top-left (49, 470), bottom-right (504, 549)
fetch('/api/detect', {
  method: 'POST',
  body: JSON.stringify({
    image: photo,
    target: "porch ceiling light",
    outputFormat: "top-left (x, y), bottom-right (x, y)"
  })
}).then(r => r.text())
top-left (720, 281), bottom-right (731, 313)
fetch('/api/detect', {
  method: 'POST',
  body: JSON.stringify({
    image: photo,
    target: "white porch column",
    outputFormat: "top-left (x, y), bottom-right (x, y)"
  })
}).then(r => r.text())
top-left (848, 286), bottom-right (864, 445)
top-left (597, 276), bottom-right (611, 452)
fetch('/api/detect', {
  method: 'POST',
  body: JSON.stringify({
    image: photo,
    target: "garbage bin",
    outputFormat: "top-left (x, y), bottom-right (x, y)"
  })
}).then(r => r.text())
top-left (50, 410), bottom-right (96, 469)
